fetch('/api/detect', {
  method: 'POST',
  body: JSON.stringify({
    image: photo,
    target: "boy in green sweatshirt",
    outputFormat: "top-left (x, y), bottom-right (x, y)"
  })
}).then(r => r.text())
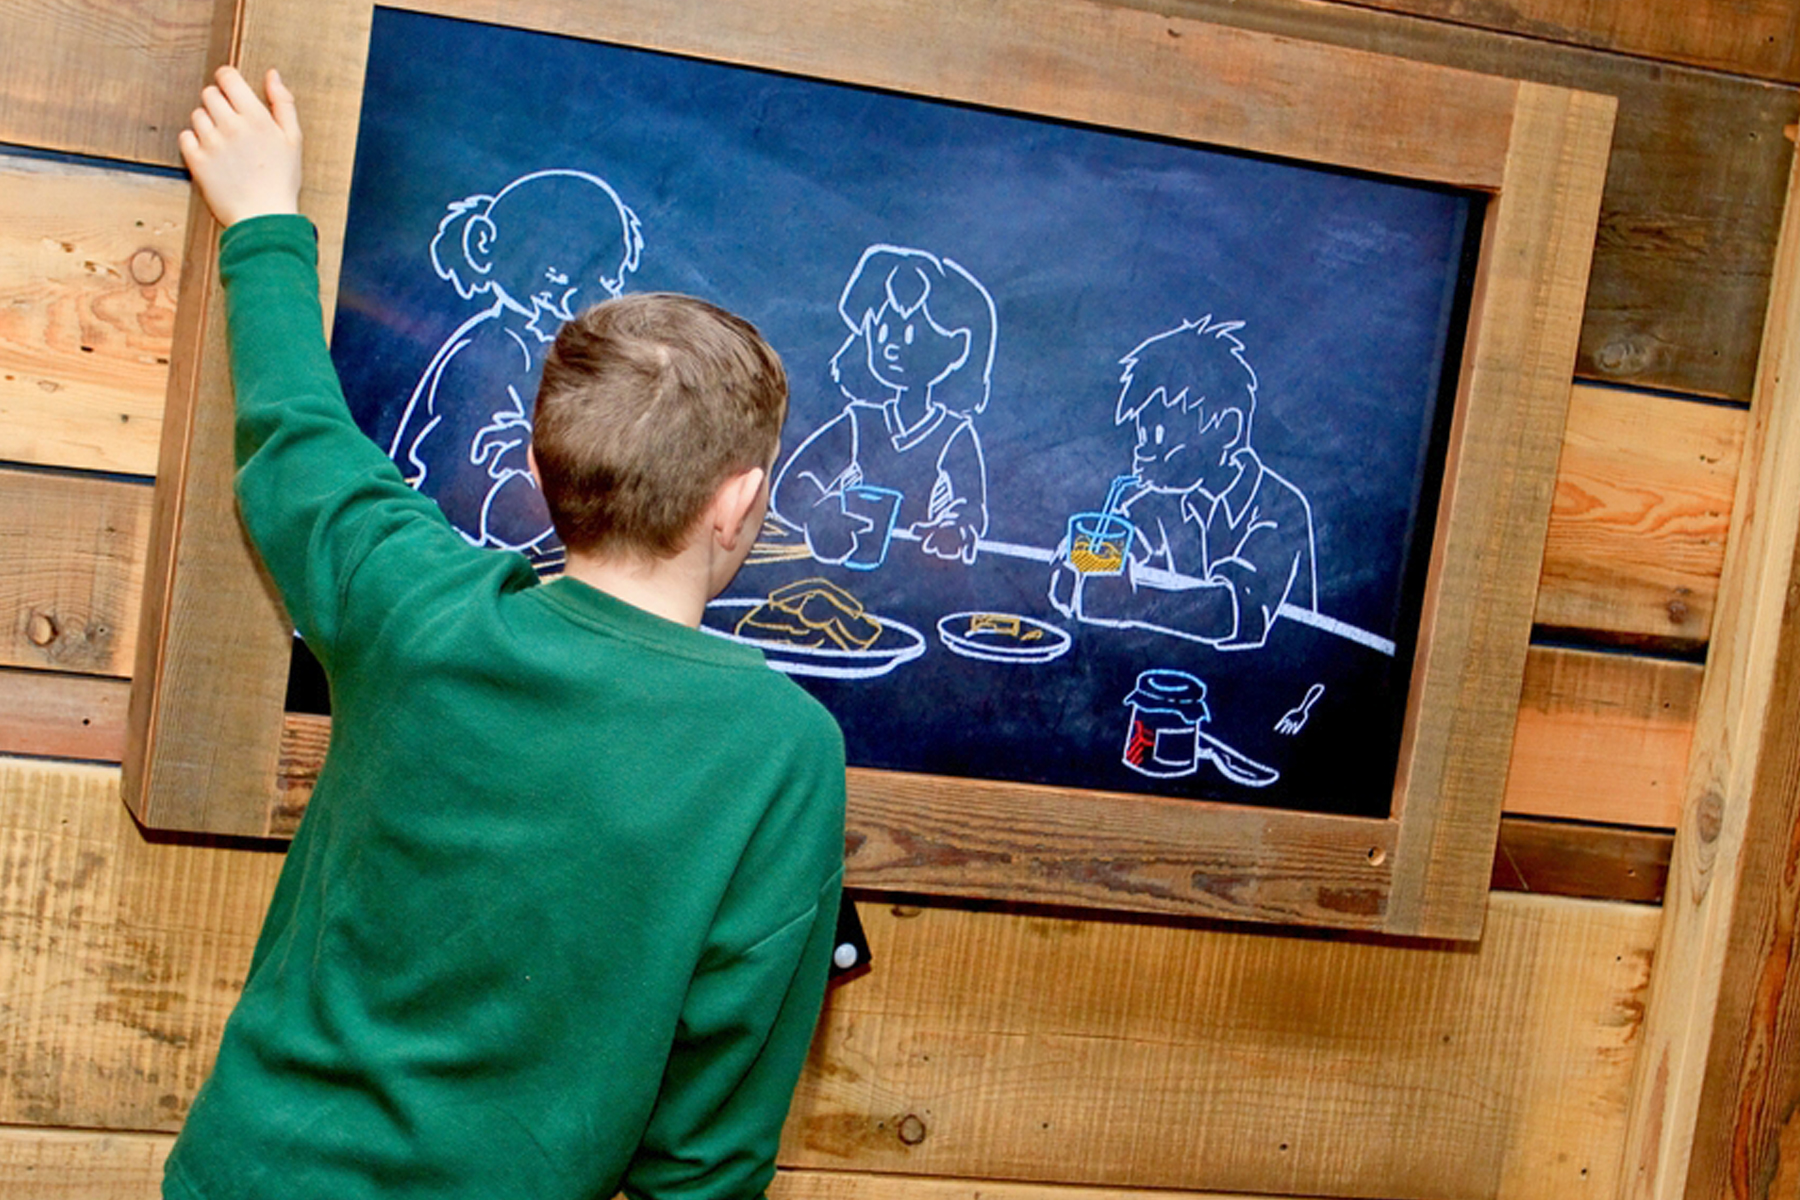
top-left (164, 65), bottom-right (846, 1200)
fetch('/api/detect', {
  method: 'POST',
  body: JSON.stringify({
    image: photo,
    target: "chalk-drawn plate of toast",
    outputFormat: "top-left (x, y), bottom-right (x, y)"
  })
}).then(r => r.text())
top-left (705, 578), bottom-right (925, 679)
top-left (936, 611), bottom-right (1071, 664)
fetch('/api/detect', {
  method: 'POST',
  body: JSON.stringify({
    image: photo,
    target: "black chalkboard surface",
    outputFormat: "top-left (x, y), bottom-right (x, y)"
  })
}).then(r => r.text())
top-left (327, 7), bottom-right (1479, 818)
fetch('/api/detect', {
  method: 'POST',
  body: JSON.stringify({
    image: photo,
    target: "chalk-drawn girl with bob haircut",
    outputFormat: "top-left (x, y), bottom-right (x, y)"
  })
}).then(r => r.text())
top-left (387, 169), bottom-right (645, 564)
top-left (772, 244), bottom-right (997, 566)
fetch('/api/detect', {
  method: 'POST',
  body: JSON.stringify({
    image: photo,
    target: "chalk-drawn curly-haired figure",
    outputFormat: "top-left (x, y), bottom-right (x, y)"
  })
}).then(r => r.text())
top-left (387, 169), bottom-right (644, 560)
top-left (1050, 316), bottom-right (1317, 651)
top-left (772, 244), bottom-right (997, 566)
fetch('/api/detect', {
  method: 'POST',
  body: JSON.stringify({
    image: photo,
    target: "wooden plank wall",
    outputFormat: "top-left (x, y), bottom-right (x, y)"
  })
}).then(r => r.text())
top-left (0, 0), bottom-right (1795, 1197)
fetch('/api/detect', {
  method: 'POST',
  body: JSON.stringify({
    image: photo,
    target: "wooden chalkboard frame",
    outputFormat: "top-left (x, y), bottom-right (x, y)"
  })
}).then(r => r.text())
top-left (124, 0), bottom-right (1614, 939)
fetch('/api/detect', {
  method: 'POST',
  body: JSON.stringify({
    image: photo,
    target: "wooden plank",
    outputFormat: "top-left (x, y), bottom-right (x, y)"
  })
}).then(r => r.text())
top-left (781, 895), bottom-right (1656, 1199)
top-left (1679, 487), bottom-right (1800, 1199)
top-left (0, 1137), bottom-right (1284, 1200)
top-left (0, 1128), bottom-right (172, 1200)
top-left (1385, 80), bottom-right (1611, 937)
top-left (0, 757), bottom-right (284, 1133)
top-left (1149, 0), bottom-right (1800, 402)
top-left (0, 154), bottom-right (186, 478)
top-left (1343, 0), bottom-right (1800, 86)
top-left (0, 470), bottom-right (150, 678)
top-left (0, 0), bottom-right (226, 168)
top-left (0, 670), bottom-right (130, 762)
top-left (1536, 385), bottom-right (1743, 648)
top-left (0, 755), bottom-right (1653, 1198)
top-left (1620, 136), bottom-right (1800, 1199)
top-left (772, 1171), bottom-right (1279, 1200)
top-left (272, 683), bottom-right (1687, 903)
top-left (121, 7), bottom-right (308, 838)
top-left (1489, 816), bottom-right (1671, 905)
top-left (1503, 646), bottom-right (1700, 830)
top-left (431, 0), bottom-right (1523, 189)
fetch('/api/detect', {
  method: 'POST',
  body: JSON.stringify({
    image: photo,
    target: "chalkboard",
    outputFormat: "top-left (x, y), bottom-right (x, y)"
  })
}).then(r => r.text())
top-left (327, 7), bottom-right (1480, 818)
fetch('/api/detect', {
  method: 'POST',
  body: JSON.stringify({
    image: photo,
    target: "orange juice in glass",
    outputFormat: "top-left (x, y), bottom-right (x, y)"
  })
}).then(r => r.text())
top-left (1066, 511), bottom-right (1132, 576)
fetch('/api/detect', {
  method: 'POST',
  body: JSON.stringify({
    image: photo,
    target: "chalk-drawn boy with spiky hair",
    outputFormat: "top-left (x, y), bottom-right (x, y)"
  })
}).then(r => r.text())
top-left (1051, 315), bottom-right (1317, 651)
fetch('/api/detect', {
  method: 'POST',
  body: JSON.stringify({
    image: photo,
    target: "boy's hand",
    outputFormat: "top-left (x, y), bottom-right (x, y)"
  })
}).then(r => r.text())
top-left (177, 66), bottom-right (303, 227)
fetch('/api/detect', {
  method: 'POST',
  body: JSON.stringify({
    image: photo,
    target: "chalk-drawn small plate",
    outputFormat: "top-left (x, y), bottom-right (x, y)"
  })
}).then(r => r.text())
top-left (703, 599), bottom-right (926, 680)
top-left (937, 611), bottom-right (1071, 664)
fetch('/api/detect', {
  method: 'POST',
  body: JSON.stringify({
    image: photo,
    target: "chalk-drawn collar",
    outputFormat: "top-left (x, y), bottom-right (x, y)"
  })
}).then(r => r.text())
top-left (1182, 447), bottom-right (1261, 528)
top-left (882, 398), bottom-right (949, 452)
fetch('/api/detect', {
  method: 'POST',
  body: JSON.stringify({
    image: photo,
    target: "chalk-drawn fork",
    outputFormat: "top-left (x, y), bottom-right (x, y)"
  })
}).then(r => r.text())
top-left (1274, 683), bottom-right (1324, 736)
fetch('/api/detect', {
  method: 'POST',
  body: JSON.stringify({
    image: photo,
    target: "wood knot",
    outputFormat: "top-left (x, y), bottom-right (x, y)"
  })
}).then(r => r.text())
top-left (896, 1113), bottom-right (927, 1146)
top-left (1694, 789), bottom-right (1724, 846)
top-left (1595, 338), bottom-right (1653, 377)
top-left (129, 248), bottom-right (167, 286)
top-left (1666, 587), bottom-right (1692, 626)
top-left (26, 611), bottom-right (58, 647)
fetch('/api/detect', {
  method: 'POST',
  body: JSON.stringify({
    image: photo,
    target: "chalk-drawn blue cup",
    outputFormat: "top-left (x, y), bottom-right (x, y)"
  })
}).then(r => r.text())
top-left (840, 485), bottom-right (904, 570)
top-left (1065, 511), bottom-right (1132, 576)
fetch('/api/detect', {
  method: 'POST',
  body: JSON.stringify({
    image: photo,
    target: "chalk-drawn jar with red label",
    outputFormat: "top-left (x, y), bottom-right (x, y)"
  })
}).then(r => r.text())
top-left (1121, 669), bottom-right (1211, 778)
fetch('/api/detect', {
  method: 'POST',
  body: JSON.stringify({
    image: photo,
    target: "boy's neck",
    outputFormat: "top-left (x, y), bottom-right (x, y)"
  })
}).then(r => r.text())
top-left (560, 543), bottom-right (715, 629)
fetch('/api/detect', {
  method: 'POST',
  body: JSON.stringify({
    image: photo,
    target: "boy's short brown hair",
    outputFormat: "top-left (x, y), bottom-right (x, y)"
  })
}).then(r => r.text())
top-left (532, 293), bottom-right (788, 559)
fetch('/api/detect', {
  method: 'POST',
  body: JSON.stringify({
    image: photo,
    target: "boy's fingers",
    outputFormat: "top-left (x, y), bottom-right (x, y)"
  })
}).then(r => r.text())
top-left (189, 107), bottom-right (217, 143)
top-left (214, 65), bottom-right (267, 119)
top-left (198, 84), bottom-right (238, 128)
top-left (265, 69), bottom-right (301, 138)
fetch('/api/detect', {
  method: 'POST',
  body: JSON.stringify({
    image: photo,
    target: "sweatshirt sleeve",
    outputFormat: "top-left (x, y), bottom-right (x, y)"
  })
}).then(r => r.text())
top-left (218, 215), bottom-right (517, 666)
top-left (621, 863), bottom-right (843, 1200)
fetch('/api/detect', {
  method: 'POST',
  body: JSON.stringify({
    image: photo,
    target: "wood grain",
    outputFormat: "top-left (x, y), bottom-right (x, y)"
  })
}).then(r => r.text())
top-left (0, 1127), bottom-right (172, 1200)
top-left (0, 0), bottom-right (225, 168)
top-left (772, 1171), bottom-right (1318, 1200)
top-left (0, 670), bottom-right (130, 762)
top-left (1620, 134), bottom-right (1800, 1200)
top-left (0, 755), bottom-right (1655, 1199)
top-left (1146, 0), bottom-right (1800, 403)
top-left (0, 1136), bottom-right (1301, 1200)
top-left (0, 154), bottom-right (186, 477)
top-left (432, 0), bottom-right (1522, 188)
top-left (0, 758), bottom-right (284, 1133)
top-left (1343, 0), bottom-right (1800, 85)
top-left (1489, 817), bottom-right (1671, 905)
top-left (2, 672), bottom-right (1684, 902)
top-left (1384, 79), bottom-right (1612, 937)
top-left (0, 471), bottom-right (149, 678)
top-left (1680, 492), bottom-right (1800, 1199)
top-left (781, 895), bottom-right (1655, 1199)
top-left (1503, 646), bottom-right (1700, 830)
top-left (1536, 385), bottom-right (1743, 648)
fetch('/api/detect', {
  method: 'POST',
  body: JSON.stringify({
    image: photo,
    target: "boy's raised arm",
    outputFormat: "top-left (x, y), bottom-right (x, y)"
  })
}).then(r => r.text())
top-left (178, 66), bottom-right (304, 228)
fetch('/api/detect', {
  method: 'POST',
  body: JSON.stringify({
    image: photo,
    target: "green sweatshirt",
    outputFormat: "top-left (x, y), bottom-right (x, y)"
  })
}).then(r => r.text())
top-left (163, 216), bottom-right (846, 1200)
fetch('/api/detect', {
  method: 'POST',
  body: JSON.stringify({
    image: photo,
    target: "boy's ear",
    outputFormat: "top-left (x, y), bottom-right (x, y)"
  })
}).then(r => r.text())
top-left (712, 465), bottom-right (768, 552)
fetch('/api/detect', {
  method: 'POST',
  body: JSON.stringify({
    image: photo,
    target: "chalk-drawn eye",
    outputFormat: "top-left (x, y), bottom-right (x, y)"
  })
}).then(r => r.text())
top-left (904, 322), bottom-right (916, 345)
top-left (876, 321), bottom-right (890, 345)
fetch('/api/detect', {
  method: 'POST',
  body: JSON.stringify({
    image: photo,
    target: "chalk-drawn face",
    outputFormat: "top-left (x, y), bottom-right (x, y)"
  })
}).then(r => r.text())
top-left (1132, 390), bottom-right (1243, 494)
top-left (865, 299), bottom-right (972, 399)
top-left (481, 171), bottom-right (643, 323)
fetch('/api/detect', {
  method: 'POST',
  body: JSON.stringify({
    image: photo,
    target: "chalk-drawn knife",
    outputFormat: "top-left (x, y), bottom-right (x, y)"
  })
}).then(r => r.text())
top-left (1196, 731), bottom-right (1279, 788)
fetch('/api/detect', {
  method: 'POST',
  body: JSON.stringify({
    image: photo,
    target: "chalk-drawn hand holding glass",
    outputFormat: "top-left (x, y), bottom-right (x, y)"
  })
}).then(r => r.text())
top-left (177, 66), bottom-right (303, 228)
